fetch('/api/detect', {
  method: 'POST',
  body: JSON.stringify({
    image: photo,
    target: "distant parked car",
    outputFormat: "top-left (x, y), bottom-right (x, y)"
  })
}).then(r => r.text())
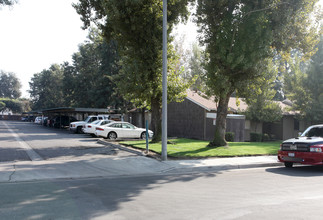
top-left (21, 116), bottom-right (34, 122)
top-left (95, 121), bottom-right (153, 140)
top-left (82, 119), bottom-right (114, 137)
top-left (70, 115), bottom-right (110, 133)
top-left (53, 116), bottom-right (78, 128)
top-left (34, 116), bottom-right (43, 124)
top-left (42, 117), bottom-right (48, 126)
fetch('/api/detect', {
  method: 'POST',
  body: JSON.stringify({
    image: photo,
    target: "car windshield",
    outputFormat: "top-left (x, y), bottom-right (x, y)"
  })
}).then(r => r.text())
top-left (301, 126), bottom-right (323, 137)
top-left (91, 120), bottom-right (101, 124)
top-left (84, 116), bottom-right (91, 123)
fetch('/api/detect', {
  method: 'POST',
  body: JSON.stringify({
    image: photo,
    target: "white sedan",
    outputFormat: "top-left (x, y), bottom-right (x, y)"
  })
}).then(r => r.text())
top-left (95, 121), bottom-right (154, 140)
top-left (82, 120), bottom-right (114, 137)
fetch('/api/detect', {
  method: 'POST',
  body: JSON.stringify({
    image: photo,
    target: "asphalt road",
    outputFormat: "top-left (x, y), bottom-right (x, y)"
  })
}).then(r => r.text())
top-left (1, 166), bottom-right (323, 220)
top-left (2, 120), bottom-right (323, 219)
top-left (0, 120), bottom-right (130, 162)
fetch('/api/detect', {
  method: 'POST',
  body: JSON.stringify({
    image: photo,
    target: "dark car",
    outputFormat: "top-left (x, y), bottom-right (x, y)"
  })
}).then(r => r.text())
top-left (278, 124), bottom-right (323, 168)
top-left (21, 116), bottom-right (35, 122)
top-left (53, 116), bottom-right (78, 128)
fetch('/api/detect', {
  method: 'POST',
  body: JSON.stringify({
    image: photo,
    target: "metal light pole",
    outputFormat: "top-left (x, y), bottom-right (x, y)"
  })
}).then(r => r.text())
top-left (161, 0), bottom-right (167, 161)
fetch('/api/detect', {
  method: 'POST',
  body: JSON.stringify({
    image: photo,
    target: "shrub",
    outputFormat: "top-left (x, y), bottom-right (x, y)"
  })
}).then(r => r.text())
top-left (225, 132), bottom-right (235, 142)
top-left (250, 132), bottom-right (262, 142)
top-left (262, 133), bottom-right (270, 142)
top-left (270, 134), bottom-right (276, 140)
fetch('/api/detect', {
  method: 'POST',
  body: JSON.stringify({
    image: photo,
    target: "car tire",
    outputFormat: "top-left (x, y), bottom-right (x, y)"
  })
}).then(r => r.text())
top-left (76, 126), bottom-right (83, 134)
top-left (284, 162), bottom-right (293, 168)
top-left (140, 132), bottom-right (146, 139)
top-left (108, 132), bottom-right (117, 140)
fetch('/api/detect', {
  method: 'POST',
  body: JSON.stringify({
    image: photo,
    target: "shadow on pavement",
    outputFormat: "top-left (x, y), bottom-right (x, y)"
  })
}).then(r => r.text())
top-left (0, 169), bottom-right (219, 219)
top-left (266, 165), bottom-right (323, 177)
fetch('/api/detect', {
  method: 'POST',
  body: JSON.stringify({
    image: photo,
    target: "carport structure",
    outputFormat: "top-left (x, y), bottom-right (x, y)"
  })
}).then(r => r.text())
top-left (41, 107), bottom-right (117, 128)
top-left (21, 110), bottom-right (43, 122)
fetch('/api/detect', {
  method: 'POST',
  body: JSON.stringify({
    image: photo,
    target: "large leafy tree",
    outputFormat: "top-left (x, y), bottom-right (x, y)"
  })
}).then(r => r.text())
top-left (285, 36), bottom-right (323, 121)
top-left (304, 36), bottom-right (323, 121)
top-left (0, 70), bottom-right (21, 99)
top-left (70, 31), bottom-right (125, 109)
top-left (0, 98), bottom-right (23, 113)
top-left (0, 101), bottom-right (5, 112)
top-left (195, 0), bottom-right (319, 146)
top-left (74, 0), bottom-right (193, 142)
top-left (243, 59), bottom-right (283, 130)
top-left (29, 64), bottom-right (65, 109)
top-left (283, 53), bottom-right (310, 116)
top-left (19, 98), bottom-right (31, 113)
top-left (175, 42), bottom-right (205, 91)
top-left (61, 62), bottom-right (76, 107)
top-left (188, 43), bottom-right (206, 91)
top-left (0, 0), bottom-right (16, 6)
top-left (28, 31), bottom-right (127, 111)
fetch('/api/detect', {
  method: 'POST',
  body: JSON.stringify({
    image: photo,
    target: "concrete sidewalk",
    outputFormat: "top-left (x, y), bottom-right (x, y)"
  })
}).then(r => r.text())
top-left (162, 155), bottom-right (280, 173)
top-left (0, 153), bottom-right (282, 183)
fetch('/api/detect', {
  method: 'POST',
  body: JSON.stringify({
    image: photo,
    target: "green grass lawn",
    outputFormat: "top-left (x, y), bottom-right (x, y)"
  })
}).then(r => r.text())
top-left (120, 138), bottom-right (281, 158)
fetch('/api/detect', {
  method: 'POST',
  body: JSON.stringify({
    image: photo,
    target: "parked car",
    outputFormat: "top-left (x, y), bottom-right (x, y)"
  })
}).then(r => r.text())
top-left (70, 115), bottom-right (110, 133)
top-left (21, 116), bottom-right (35, 122)
top-left (42, 117), bottom-right (48, 126)
top-left (48, 117), bottom-right (57, 127)
top-left (34, 116), bottom-right (43, 124)
top-left (278, 124), bottom-right (323, 168)
top-left (82, 119), bottom-right (114, 137)
top-left (95, 121), bottom-right (153, 140)
top-left (53, 116), bottom-right (78, 128)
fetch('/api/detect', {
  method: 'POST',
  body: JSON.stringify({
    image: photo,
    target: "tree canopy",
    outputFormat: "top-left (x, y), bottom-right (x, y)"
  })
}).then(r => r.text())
top-left (243, 59), bottom-right (283, 125)
top-left (195, 0), bottom-right (320, 146)
top-left (0, 0), bottom-right (16, 6)
top-left (74, 0), bottom-right (194, 141)
top-left (29, 64), bottom-right (65, 109)
top-left (0, 70), bottom-right (21, 99)
top-left (0, 98), bottom-right (23, 113)
top-left (0, 101), bottom-right (5, 112)
top-left (285, 36), bottom-right (323, 122)
top-left (28, 31), bottom-right (127, 111)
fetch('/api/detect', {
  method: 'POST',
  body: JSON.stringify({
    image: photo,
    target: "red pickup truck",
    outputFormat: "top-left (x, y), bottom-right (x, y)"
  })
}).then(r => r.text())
top-left (278, 124), bottom-right (323, 168)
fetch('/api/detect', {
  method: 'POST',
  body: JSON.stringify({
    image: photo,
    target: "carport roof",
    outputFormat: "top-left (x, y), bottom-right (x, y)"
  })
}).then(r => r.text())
top-left (41, 107), bottom-right (112, 114)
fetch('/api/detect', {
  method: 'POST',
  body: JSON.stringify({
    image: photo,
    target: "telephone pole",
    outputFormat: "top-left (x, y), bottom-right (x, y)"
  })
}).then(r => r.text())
top-left (161, 0), bottom-right (167, 161)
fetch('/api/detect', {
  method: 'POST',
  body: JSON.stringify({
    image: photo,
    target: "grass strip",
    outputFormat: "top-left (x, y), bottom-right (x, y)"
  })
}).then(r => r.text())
top-left (120, 138), bottom-right (281, 158)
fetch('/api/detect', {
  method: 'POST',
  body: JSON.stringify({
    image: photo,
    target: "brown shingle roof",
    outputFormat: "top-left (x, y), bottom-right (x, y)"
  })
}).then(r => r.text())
top-left (186, 90), bottom-right (248, 113)
top-left (186, 90), bottom-right (296, 115)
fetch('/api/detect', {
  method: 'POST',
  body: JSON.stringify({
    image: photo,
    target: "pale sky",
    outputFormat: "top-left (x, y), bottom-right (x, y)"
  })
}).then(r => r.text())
top-left (0, 0), bottom-right (88, 97)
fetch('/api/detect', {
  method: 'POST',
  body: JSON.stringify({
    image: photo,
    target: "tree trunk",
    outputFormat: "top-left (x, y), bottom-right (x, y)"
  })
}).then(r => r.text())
top-left (151, 97), bottom-right (162, 143)
top-left (209, 93), bottom-right (231, 147)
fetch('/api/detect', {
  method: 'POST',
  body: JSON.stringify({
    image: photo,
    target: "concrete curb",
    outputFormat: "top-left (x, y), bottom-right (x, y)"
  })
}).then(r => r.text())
top-left (97, 139), bottom-right (146, 156)
top-left (0, 155), bottom-right (283, 183)
top-left (161, 162), bottom-right (282, 174)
